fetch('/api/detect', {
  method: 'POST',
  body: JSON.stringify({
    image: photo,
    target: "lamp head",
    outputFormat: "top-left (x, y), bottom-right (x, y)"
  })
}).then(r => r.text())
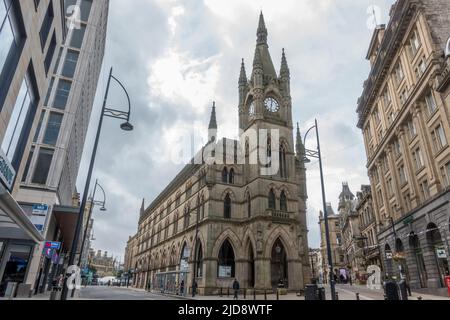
top-left (120, 122), bottom-right (134, 131)
top-left (302, 157), bottom-right (311, 164)
top-left (100, 206), bottom-right (107, 212)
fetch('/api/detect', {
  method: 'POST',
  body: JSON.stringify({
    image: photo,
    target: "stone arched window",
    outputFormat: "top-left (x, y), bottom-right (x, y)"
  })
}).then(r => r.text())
top-left (164, 219), bottom-right (169, 240)
top-left (268, 188), bottom-right (276, 210)
top-left (229, 168), bottom-right (235, 184)
top-left (224, 193), bottom-right (232, 219)
top-left (222, 167), bottom-right (228, 183)
top-left (173, 212), bottom-right (178, 235)
top-left (217, 239), bottom-right (235, 278)
top-left (195, 241), bottom-right (203, 278)
top-left (279, 143), bottom-right (287, 178)
top-left (267, 136), bottom-right (272, 164)
top-left (247, 192), bottom-right (251, 218)
top-left (280, 191), bottom-right (287, 212)
top-left (157, 224), bottom-right (162, 244)
top-left (183, 205), bottom-right (190, 229)
top-left (200, 195), bottom-right (205, 220)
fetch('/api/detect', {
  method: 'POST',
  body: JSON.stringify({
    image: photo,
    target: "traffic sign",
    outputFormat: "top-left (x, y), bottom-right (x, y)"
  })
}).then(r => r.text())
top-left (44, 241), bottom-right (61, 250)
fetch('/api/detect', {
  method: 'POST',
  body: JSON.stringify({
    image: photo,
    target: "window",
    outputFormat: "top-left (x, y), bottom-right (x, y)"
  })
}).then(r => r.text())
top-left (377, 189), bottom-right (384, 207)
top-left (431, 124), bottom-right (447, 152)
top-left (52, 79), bottom-right (71, 109)
top-left (217, 240), bottom-right (235, 278)
top-left (247, 193), bottom-right (251, 218)
top-left (415, 57), bottom-right (427, 79)
top-left (394, 62), bottom-right (405, 86)
top-left (195, 242), bottom-right (203, 278)
top-left (419, 180), bottom-right (430, 200)
top-left (382, 88), bottom-right (391, 107)
top-left (0, 0), bottom-right (26, 108)
top-left (224, 194), bottom-right (231, 219)
top-left (32, 148), bottom-right (54, 184)
top-left (21, 146), bottom-right (34, 182)
top-left (387, 178), bottom-right (394, 197)
top-left (183, 206), bottom-right (190, 229)
top-left (280, 191), bottom-right (287, 212)
top-left (43, 112), bottom-right (63, 146)
top-left (173, 213), bottom-right (178, 235)
top-left (398, 165), bottom-right (407, 185)
top-left (228, 168), bottom-right (235, 184)
top-left (80, 0), bottom-right (93, 22)
top-left (399, 88), bottom-right (407, 105)
top-left (403, 193), bottom-right (411, 211)
top-left (62, 49), bottom-right (79, 78)
top-left (70, 24), bottom-right (86, 48)
top-left (394, 139), bottom-right (402, 157)
top-left (1, 72), bottom-right (36, 168)
top-left (409, 30), bottom-right (421, 58)
top-left (408, 120), bottom-right (417, 140)
top-left (279, 145), bottom-right (287, 178)
top-left (33, 111), bottom-right (43, 142)
top-left (222, 167), bottom-right (228, 183)
top-left (39, 0), bottom-right (54, 49)
top-left (425, 92), bottom-right (437, 116)
top-left (44, 32), bottom-right (56, 74)
top-left (268, 189), bottom-right (276, 210)
top-left (440, 163), bottom-right (450, 188)
top-left (412, 147), bottom-right (424, 171)
top-left (373, 107), bottom-right (381, 123)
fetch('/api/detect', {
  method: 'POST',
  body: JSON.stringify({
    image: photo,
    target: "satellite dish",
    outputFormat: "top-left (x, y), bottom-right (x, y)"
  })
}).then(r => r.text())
top-left (446, 36), bottom-right (450, 57)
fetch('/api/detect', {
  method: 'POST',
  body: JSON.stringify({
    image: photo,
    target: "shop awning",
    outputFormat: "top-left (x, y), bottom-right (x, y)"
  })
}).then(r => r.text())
top-left (53, 205), bottom-right (80, 252)
top-left (0, 184), bottom-right (44, 243)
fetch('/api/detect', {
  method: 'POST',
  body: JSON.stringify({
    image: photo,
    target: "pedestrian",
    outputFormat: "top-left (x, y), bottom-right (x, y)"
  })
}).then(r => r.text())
top-left (192, 280), bottom-right (198, 297)
top-left (232, 278), bottom-right (240, 300)
top-left (180, 280), bottom-right (185, 296)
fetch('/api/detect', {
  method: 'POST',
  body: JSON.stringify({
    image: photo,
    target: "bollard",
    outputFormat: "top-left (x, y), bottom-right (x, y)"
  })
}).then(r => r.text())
top-left (335, 292), bottom-right (339, 300)
top-left (227, 287), bottom-right (230, 297)
top-left (264, 290), bottom-right (267, 300)
top-left (220, 287), bottom-right (223, 297)
top-left (253, 289), bottom-right (256, 300)
top-left (244, 289), bottom-right (246, 300)
top-left (356, 293), bottom-right (360, 300)
top-left (276, 289), bottom-right (279, 300)
top-left (418, 296), bottom-right (423, 300)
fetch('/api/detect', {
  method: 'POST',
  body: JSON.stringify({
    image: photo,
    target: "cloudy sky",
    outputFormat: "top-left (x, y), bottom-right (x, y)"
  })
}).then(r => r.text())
top-left (76, 0), bottom-right (396, 261)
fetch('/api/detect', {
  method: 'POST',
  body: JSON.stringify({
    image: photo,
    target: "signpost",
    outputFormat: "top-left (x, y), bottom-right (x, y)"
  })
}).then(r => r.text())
top-left (30, 204), bottom-right (49, 233)
top-left (0, 149), bottom-right (16, 191)
top-left (436, 246), bottom-right (447, 259)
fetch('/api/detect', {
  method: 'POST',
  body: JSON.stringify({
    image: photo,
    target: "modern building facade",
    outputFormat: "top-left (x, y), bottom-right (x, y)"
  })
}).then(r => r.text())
top-left (0, 0), bottom-right (66, 297)
top-left (357, 0), bottom-right (450, 293)
top-left (130, 13), bottom-right (311, 295)
top-left (0, 0), bottom-right (109, 297)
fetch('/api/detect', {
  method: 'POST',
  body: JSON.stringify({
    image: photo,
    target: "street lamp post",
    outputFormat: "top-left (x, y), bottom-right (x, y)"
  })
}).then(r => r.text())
top-left (61, 67), bottom-right (134, 300)
top-left (302, 119), bottom-right (336, 300)
top-left (78, 179), bottom-right (106, 271)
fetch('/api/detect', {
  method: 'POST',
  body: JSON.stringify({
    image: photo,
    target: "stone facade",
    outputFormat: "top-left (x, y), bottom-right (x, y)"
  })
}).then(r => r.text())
top-left (318, 203), bottom-right (345, 283)
top-left (357, 0), bottom-right (450, 292)
top-left (131, 13), bottom-right (311, 295)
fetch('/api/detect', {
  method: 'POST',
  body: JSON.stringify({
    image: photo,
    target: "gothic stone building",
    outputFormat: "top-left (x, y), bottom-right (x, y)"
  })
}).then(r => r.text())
top-left (131, 13), bottom-right (310, 295)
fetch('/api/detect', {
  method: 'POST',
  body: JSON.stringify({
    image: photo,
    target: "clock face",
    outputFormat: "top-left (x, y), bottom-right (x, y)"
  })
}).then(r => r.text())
top-left (249, 102), bottom-right (255, 116)
top-left (265, 97), bottom-right (279, 113)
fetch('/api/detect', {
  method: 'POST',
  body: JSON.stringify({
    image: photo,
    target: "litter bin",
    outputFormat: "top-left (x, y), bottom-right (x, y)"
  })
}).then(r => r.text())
top-left (305, 284), bottom-right (318, 300)
top-left (384, 281), bottom-right (399, 300)
top-left (398, 280), bottom-right (408, 300)
top-left (318, 287), bottom-right (326, 300)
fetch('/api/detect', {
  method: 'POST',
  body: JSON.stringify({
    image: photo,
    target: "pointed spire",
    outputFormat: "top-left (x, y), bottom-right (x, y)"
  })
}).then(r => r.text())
top-left (296, 123), bottom-right (305, 156)
top-left (253, 46), bottom-right (262, 68)
top-left (280, 48), bottom-right (290, 77)
top-left (257, 11), bottom-right (268, 45)
top-left (208, 102), bottom-right (217, 130)
top-left (239, 58), bottom-right (247, 86)
top-left (140, 198), bottom-right (145, 216)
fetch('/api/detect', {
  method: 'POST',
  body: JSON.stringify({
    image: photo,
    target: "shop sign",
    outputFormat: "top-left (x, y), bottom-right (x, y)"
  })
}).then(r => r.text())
top-left (30, 204), bottom-right (49, 233)
top-left (218, 266), bottom-right (232, 278)
top-left (386, 252), bottom-right (393, 260)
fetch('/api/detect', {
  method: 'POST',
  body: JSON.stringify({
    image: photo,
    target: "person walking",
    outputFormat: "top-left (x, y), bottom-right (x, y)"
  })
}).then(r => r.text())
top-left (192, 280), bottom-right (198, 297)
top-left (232, 279), bottom-right (240, 300)
top-left (180, 280), bottom-right (185, 296)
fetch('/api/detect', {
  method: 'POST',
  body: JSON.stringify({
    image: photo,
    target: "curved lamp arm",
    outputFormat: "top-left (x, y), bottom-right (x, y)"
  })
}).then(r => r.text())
top-left (95, 182), bottom-right (107, 208)
top-left (110, 74), bottom-right (131, 122)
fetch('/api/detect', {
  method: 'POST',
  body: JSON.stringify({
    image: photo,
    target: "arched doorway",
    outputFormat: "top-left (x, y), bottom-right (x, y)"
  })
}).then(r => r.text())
top-left (409, 233), bottom-right (427, 288)
top-left (395, 239), bottom-right (410, 282)
top-left (426, 223), bottom-right (449, 287)
top-left (247, 244), bottom-right (255, 288)
top-left (217, 240), bottom-right (235, 278)
top-left (271, 238), bottom-right (288, 289)
top-left (195, 241), bottom-right (203, 278)
top-left (179, 243), bottom-right (190, 293)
